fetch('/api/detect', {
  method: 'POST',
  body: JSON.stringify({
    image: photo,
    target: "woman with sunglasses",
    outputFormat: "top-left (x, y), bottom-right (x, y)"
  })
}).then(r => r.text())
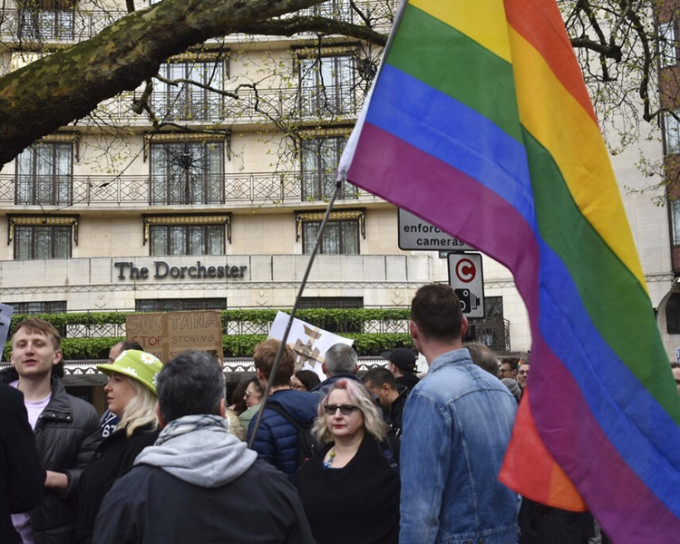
top-left (294, 379), bottom-right (400, 544)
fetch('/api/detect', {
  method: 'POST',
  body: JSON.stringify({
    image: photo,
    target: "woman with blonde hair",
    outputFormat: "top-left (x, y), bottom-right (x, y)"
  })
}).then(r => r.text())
top-left (294, 379), bottom-right (400, 544)
top-left (75, 350), bottom-right (163, 544)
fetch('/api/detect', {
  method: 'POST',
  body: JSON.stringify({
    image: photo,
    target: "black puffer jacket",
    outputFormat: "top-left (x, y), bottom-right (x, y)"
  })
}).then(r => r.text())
top-left (0, 368), bottom-right (101, 544)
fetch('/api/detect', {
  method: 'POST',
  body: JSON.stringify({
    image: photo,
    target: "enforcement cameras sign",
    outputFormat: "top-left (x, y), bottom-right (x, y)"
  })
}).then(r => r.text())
top-left (448, 253), bottom-right (485, 319)
top-left (398, 209), bottom-right (474, 251)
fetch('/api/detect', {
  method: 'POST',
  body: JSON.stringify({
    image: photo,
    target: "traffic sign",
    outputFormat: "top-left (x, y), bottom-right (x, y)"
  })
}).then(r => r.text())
top-left (398, 209), bottom-right (474, 251)
top-left (448, 253), bottom-right (485, 318)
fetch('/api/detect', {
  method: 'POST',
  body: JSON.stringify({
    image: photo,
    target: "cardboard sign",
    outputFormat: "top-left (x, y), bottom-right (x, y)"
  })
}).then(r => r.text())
top-left (268, 311), bottom-right (354, 379)
top-left (126, 310), bottom-right (223, 363)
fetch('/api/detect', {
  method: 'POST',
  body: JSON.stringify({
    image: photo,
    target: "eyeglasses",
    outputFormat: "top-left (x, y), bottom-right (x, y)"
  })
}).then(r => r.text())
top-left (244, 390), bottom-right (261, 398)
top-left (498, 367), bottom-right (511, 374)
top-left (324, 404), bottom-right (360, 416)
top-left (518, 370), bottom-right (529, 376)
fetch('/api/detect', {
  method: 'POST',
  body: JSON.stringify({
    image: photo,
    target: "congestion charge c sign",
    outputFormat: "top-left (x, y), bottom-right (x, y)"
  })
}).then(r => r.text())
top-left (455, 258), bottom-right (476, 283)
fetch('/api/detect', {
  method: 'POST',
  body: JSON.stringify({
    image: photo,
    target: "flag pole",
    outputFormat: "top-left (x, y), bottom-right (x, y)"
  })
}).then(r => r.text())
top-left (247, 180), bottom-right (343, 447)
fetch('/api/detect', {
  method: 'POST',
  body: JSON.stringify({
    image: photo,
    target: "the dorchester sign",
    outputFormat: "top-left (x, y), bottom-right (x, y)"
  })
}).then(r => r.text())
top-left (114, 260), bottom-right (247, 281)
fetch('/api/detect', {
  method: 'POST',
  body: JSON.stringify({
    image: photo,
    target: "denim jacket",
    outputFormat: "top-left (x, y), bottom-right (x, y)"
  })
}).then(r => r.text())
top-left (399, 348), bottom-right (518, 544)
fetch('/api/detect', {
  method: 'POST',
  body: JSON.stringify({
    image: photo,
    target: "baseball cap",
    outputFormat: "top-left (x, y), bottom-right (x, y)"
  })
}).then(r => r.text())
top-left (382, 347), bottom-right (417, 373)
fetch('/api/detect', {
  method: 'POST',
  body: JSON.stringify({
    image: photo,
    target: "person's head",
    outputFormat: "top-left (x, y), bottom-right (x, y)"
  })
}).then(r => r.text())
top-left (671, 362), bottom-right (680, 394)
top-left (323, 343), bottom-right (358, 377)
top-left (244, 377), bottom-right (263, 408)
top-left (313, 379), bottom-right (386, 444)
top-left (465, 342), bottom-right (499, 376)
top-left (409, 284), bottom-right (466, 349)
top-left (498, 357), bottom-right (520, 380)
top-left (10, 318), bottom-right (63, 381)
top-left (96, 350), bottom-right (163, 437)
top-left (253, 339), bottom-right (295, 387)
top-left (291, 370), bottom-right (321, 392)
top-left (517, 362), bottom-right (530, 388)
top-left (382, 347), bottom-right (416, 377)
top-left (156, 350), bottom-right (225, 425)
top-left (108, 340), bottom-right (144, 364)
top-left (362, 366), bottom-right (398, 408)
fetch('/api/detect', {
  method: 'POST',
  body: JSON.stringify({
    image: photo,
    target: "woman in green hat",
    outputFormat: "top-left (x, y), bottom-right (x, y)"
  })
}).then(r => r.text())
top-left (74, 350), bottom-right (163, 544)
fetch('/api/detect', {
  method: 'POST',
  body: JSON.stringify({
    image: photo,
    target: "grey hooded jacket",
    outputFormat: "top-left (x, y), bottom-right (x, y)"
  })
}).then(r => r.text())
top-left (92, 415), bottom-right (315, 544)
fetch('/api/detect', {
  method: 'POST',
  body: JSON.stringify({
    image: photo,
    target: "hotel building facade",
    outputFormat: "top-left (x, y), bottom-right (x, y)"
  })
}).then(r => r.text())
top-left (0, 0), bottom-right (677, 372)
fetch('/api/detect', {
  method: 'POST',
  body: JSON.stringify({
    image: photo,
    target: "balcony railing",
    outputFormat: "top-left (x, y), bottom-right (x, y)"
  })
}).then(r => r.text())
top-left (1, 172), bottom-right (378, 208)
top-left (1, 1), bottom-right (396, 46)
top-left (92, 83), bottom-right (362, 125)
top-left (0, 8), bottom-right (123, 43)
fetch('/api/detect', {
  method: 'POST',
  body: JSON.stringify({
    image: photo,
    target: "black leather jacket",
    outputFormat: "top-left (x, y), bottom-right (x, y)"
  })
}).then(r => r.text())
top-left (0, 368), bottom-right (101, 544)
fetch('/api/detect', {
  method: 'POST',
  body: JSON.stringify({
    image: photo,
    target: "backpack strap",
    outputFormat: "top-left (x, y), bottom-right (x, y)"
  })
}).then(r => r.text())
top-left (266, 401), bottom-right (304, 430)
top-left (378, 437), bottom-right (399, 472)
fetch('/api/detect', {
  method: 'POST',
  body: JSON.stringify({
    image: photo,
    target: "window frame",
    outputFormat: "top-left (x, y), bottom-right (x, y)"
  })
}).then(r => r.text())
top-left (300, 135), bottom-right (358, 201)
top-left (298, 53), bottom-right (356, 116)
top-left (14, 225), bottom-right (72, 260)
top-left (149, 141), bottom-right (225, 205)
top-left (152, 58), bottom-right (225, 121)
top-left (660, 21), bottom-right (678, 68)
top-left (15, 142), bottom-right (73, 206)
top-left (664, 111), bottom-right (680, 155)
top-left (301, 218), bottom-right (360, 255)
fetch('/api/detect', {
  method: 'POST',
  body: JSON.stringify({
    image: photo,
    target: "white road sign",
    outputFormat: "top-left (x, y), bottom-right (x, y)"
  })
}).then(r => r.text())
top-left (398, 209), bottom-right (474, 251)
top-left (448, 253), bottom-right (485, 319)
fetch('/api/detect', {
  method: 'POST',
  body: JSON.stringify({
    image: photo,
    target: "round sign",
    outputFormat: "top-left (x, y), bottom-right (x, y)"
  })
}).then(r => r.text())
top-left (455, 258), bottom-right (476, 283)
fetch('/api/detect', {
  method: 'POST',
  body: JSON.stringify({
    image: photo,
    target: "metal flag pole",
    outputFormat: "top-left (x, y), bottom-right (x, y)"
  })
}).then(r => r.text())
top-left (247, 180), bottom-right (342, 448)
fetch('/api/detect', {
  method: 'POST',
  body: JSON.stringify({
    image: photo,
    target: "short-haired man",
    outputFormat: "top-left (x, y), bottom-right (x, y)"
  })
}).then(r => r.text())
top-left (517, 361), bottom-right (530, 390)
top-left (400, 284), bottom-right (518, 543)
top-left (93, 350), bottom-right (315, 543)
top-left (383, 347), bottom-right (420, 392)
top-left (465, 341), bottom-right (500, 376)
top-left (247, 339), bottom-right (318, 478)
top-left (499, 356), bottom-right (520, 380)
top-left (309, 342), bottom-right (362, 396)
top-left (0, 318), bottom-right (100, 543)
top-left (363, 366), bottom-right (408, 437)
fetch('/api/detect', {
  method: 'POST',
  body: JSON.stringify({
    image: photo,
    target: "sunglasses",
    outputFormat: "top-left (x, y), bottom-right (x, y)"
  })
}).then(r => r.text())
top-left (324, 404), bottom-right (360, 416)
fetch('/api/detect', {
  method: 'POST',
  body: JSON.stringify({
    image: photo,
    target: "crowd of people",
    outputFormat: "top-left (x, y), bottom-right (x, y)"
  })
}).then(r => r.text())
top-left (3, 283), bottom-right (661, 542)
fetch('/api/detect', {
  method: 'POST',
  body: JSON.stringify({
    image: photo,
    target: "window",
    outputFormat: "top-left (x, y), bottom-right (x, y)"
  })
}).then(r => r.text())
top-left (660, 21), bottom-right (678, 68)
top-left (11, 301), bottom-right (66, 315)
top-left (302, 219), bottom-right (359, 254)
top-left (664, 111), bottom-right (680, 155)
top-left (18, 0), bottom-right (75, 41)
top-left (666, 292), bottom-right (680, 334)
top-left (152, 60), bottom-right (224, 121)
top-left (671, 199), bottom-right (680, 245)
top-left (16, 142), bottom-right (73, 205)
top-left (299, 54), bottom-right (355, 116)
top-left (301, 136), bottom-right (357, 200)
top-left (14, 225), bottom-right (71, 259)
top-left (149, 224), bottom-right (224, 256)
top-left (149, 141), bottom-right (224, 205)
top-left (484, 296), bottom-right (504, 319)
top-left (135, 298), bottom-right (226, 312)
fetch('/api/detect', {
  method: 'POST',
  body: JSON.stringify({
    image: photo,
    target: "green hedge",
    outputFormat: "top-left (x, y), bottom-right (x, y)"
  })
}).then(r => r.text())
top-left (4, 309), bottom-right (413, 360)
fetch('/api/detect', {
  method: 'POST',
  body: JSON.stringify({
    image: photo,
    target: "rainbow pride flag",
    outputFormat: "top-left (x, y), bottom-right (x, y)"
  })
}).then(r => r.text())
top-left (338, 0), bottom-right (680, 540)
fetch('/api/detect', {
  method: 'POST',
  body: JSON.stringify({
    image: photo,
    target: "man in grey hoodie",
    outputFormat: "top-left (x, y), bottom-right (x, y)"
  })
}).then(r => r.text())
top-left (92, 350), bottom-right (315, 544)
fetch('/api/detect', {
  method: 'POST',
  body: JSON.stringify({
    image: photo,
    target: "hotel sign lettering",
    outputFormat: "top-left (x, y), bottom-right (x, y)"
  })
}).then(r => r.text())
top-left (114, 260), bottom-right (247, 281)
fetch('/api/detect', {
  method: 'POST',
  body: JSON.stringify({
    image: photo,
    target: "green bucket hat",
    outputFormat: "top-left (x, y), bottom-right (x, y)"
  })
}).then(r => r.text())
top-left (97, 349), bottom-right (163, 395)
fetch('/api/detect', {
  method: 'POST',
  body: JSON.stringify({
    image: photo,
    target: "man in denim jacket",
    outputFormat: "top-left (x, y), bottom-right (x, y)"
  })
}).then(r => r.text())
top-left (400, 284), bottom-right (518, 543)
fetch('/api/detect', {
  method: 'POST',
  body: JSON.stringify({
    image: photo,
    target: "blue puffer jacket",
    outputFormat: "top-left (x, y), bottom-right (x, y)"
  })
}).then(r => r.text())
top-left (247, 389), bottom-right (318, 478)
